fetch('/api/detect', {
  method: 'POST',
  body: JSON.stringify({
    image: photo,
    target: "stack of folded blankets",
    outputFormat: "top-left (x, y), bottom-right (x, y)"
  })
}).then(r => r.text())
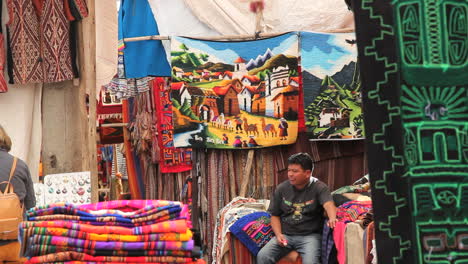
top-left (19, 200), bottom-right (204, 264)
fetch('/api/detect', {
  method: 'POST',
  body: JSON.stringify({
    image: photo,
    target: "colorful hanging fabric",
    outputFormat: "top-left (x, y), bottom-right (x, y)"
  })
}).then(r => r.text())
top-left (97, 86), bottom-right (124, 144)
top-left (301, 32), bottom-right (364, 140)
top-left (152, 78), bottom-right (192, 173)
top-left (122, 99), bottom-right (143, 199)
top-left (0, 1), bottom-right (7, 93)
top-left (118, 0), bottom-right (170, 78)
top-left (170, 33), bottom-right (300, 149)
top-left (27, 252), bottom-right (194, 264)
top-left (6, 0), bottom-right (86, 84)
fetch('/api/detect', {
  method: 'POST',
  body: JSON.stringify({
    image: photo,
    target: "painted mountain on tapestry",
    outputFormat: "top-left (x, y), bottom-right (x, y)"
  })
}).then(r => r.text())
top-left (301, 32), bottom-right (364, 140)
top-left (170, 33), bottom-right (299, 149)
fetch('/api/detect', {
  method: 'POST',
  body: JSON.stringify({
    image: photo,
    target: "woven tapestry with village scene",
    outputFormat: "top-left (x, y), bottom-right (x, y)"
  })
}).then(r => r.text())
top-left (302, 32), bottom-right (364, 140)
top-left (170, 33), bottom-right (299, 148)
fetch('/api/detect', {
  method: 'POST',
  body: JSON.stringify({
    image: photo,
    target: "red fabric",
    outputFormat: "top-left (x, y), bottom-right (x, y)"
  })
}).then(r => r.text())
top-left (63, 0), bottom-right (76, 21)
top-left (97, 90), bottom-right (123, 114)
top-left (0, 34), bottom-right (8, 93)
top-left (7, 0), bottom-right (74, 84)
top-left (122, 99), bottom-right (142, 200)
top-left (333, 221), bottom-right (347, 264)
top-left (365, 222), bottom-right (375, 264)
top-left (297, 65), bottom-right (306, 132)
top-left (152, 78), bottom-right (192, 173)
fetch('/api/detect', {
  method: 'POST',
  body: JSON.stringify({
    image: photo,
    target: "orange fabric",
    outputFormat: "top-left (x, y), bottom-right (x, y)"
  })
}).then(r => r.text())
top-left (63, 0), bottom-right (76, 21)
top-left (122, 99), bottom-right (141, 199)
top-left (0, 35), bottom-right (8, 93)
top-left (277, 251), bottom-right (302, 264)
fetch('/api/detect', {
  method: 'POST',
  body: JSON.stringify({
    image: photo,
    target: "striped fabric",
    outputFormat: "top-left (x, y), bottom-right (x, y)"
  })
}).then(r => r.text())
top-left (22, 227), bottom-right (192, 242)
top-left (79, 200), bottom-right (181, 211)
top-left (26, 245), bottom-right (194, 257)
top-left (336, 201), bottom-right (372, 223)
top-left (21, 219), bottom-right (190, 235)
top-left (21, 201), bottom-right (200, 263)
top-left (27, 251), bottom-right (192, 263)
top-left (27, 235), bottom-right (194, 251)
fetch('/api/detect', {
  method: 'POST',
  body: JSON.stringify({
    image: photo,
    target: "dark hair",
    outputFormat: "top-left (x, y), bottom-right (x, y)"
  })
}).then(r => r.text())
top-left (288, 152), bottom-right (314, 171)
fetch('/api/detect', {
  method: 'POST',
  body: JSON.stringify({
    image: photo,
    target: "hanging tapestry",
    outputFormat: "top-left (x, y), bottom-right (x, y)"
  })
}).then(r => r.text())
top-left (6, 0), bottom-right (86, 84)
top-left (349, 0), bottom-right (468, 263)
top-left (0, 0), bottom-right (7, 93)
top-left (170, 33), bottom-right (300, 149)
top-left (97, 88), bottom-right (124, 144)
top-left (301, 32), bottom-right (364, 140)
top-left (152, 77), bottom-right (193, 173)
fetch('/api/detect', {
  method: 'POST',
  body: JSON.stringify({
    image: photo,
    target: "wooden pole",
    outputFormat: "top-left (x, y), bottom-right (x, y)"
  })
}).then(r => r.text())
top-left (42, 0), bottom-right (97, 204)
top-left (123, 28), bottom-right (355, 43)
top-left (78, 0), bottom-right (98, 203)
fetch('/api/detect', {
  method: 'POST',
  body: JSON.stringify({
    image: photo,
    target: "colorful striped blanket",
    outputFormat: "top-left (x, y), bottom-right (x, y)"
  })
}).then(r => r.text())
top-left (26, 235), bottom-right (194, 252)
top-left (336, 200), bottom-right (372, 223)
top-left (78, 200), bottom-right (182, 211)
top-left (20, 220), bottom-right (190, 235)
top-left (26, 251), bottom-right (193, 263)
top-left (28, 203), bottom-right (184, 219)
top-left (27, 206), bottom-right (181, 223)
top-left (25, 245), bottom-right (194, 257)
top-left (22, 227), bottom-right (192, 242)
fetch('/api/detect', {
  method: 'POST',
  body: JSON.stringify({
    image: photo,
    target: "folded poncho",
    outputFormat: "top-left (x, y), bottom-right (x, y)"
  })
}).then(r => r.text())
top-left (21, 219), bottom-right (190, 235)
top-left (26, 245), bottom-right (194, 257)
top-left (23, 227), bottom-right (192, 242)
top-left (26, 235), bottom-right (194, 253)
top-left (27, 251), bottom-right (193, 263)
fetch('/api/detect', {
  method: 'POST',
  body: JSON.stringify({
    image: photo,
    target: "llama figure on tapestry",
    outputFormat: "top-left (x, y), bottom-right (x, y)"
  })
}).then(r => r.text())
top-left (170, 33), bottom-right (300, 149)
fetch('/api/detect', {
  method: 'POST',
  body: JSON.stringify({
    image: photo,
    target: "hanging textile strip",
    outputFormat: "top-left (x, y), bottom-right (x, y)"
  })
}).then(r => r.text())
top-left (301, 31), bottom-right (364, 140)
top-left (122, 99), bottom-right (143, 199)
top-left (27, 251), bottom-right (192, 263)
top-left (170, 33), bottom-right (300, 149)
top-left (153, 77), bottom-right (193, 173)
top-left (0, 0), bottom-right (7, 93)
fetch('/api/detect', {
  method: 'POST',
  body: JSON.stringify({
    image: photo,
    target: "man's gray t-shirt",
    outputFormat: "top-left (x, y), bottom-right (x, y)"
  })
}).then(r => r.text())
top-left (268, 178), bottom-right (333, 235)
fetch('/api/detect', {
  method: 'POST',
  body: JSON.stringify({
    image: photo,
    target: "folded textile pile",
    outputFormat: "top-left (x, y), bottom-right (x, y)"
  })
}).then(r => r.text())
top-left (20, 200), bottom-right (204, 264)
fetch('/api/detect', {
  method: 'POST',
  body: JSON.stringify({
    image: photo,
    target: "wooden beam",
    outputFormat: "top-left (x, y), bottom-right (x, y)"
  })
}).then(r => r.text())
top-left (42, 0), bottom-right (97, 203)
top-left (78, 0), bottom-right (98, 203)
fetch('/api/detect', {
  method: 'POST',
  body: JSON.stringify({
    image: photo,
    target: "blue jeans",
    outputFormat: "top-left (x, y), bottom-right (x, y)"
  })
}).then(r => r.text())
top-left (257, 234), bottom-right (321, 264)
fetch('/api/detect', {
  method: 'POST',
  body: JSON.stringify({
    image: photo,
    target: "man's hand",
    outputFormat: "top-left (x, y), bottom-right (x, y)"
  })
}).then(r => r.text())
top-left (323, 201), bottom-right (338, 228)
top-left (327, 218), bottom-right (338, 228)
top-left (276, 233), bottom-right (288, 247)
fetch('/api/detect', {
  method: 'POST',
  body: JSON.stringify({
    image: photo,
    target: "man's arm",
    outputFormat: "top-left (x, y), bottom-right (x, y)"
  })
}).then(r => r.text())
top-left (271, 215), bottom-right (287, 246)
top-left (323, 201), bottom-right (338, 228)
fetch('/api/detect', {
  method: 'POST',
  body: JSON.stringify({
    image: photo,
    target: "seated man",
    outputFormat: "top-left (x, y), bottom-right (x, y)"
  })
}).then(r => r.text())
top-left (257, 152), bottom-right (337, 264)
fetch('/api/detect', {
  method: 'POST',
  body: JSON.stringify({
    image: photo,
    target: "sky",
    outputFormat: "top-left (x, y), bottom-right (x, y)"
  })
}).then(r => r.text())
top-left (301, 32), bottom-right (357, 78)
top-left (172, 33), bottom-right (299, 64)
